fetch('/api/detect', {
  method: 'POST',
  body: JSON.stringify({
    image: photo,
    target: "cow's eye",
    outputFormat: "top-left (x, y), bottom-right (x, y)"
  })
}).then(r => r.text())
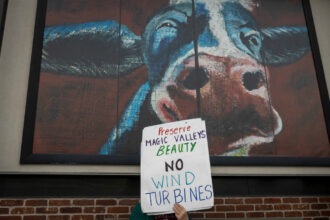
top-left (248, 34), bottom-right (259, 46)
top-left (240, 28), bottom-right (261, 53)
top-left (156, 20), bottom-right (178, 30)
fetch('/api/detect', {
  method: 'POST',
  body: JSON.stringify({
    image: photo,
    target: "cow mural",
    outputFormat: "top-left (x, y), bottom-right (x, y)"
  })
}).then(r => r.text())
top-left (35, 0), bottom-right (329, 158)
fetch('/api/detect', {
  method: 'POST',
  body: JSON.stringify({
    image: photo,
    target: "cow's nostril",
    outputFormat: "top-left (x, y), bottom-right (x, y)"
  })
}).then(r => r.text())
top-left (181, 67), bottom-right (209, 90)
top-left (242, 71), bottom-right (265, 91)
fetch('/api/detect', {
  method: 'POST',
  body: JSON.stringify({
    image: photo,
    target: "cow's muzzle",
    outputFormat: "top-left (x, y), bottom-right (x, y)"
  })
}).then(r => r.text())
top-left (154, 54), bottom-right (282, 155)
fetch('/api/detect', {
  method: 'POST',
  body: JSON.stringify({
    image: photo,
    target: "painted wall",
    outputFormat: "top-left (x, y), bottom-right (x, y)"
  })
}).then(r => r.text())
top-left (0, 0), bottom-right (329, 175)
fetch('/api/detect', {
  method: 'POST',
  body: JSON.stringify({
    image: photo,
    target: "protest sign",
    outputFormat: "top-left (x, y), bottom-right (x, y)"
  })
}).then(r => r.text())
top-left (141, 118), bottom-right (214, 215)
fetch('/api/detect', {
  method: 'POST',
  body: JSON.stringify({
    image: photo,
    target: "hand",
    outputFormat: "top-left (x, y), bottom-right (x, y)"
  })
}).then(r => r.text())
top-left (173, 203), bottom-right (189, 220)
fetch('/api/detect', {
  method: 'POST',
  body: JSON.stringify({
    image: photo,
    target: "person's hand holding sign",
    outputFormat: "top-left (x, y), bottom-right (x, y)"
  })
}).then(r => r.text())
top-left (173, 203), bottom-right (189, 220)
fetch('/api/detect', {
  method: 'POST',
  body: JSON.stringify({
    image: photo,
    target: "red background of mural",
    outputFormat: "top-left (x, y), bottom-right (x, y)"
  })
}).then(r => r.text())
top-left (33, 0), bottom-right (329, 157)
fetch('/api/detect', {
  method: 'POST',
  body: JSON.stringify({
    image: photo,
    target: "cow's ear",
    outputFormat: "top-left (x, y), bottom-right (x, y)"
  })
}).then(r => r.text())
top-left (260, 26), bottom-right (310, 66)
top-left (41, 21), bottom-right (143, 77)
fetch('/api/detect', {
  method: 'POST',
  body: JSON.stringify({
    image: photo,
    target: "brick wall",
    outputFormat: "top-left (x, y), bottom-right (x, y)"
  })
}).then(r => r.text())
top-left (0, 197), bottom-right (329, 220)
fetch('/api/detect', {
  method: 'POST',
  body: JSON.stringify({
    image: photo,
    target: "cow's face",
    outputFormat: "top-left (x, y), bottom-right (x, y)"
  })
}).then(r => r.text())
top-left (142, 0), bottom-right (283, 155)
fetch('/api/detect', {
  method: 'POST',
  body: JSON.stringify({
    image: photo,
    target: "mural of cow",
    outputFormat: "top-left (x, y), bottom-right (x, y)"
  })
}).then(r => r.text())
top-left (41, 0), bottom-right (311, 156)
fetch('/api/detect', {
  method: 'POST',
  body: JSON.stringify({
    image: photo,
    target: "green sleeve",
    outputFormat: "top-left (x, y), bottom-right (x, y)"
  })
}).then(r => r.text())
top-left (130, 203), bottom-right (153, 220)
top-left (130, 203), bottom-right (192, 220)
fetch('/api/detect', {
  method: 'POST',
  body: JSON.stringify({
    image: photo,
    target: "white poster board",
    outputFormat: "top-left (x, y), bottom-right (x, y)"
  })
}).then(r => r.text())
top-left (141, 118), bottom-right (214, 215)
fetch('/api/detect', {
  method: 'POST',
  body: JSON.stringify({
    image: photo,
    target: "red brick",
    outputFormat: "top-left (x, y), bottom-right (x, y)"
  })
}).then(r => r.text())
top-left (73, 199), bottom-right (94, 206)
top-left (303, 211), bottom-right (321, 217)
top-left (96, 199), bottom-right (117, 206)
top-left (226, 212), bottom-right (245, 218)
top-left (266, 211), bottom-right (284, 217)
top-left (118, 214), bottom-right (131, 218)
top-left (189, 212), bottom-right (204, 218)
top-left (245, 198), bottom-right (263, 204)
top-left (225, 198), bottom-right (243, 204)
top-left (36, 207), bottom-right (58, 214)
top-left (95, 214), bottom-right (116, 220)
top-left (246, 212), bottom-right (264, 218)
top-left (23, 216), bottom-right (46, 220)
top-left (301, 197), bottom-right (318, 203)
top-left (274, 204), bottom-right (291, 210)
top-left (216, 205), bottom-right (235, 211)
top-left (285, 211), bottom-right (302, 217)
top-left (255, 205), bottom-right (273, 210)
top-left (129, 205), bottom-right (135, 212)
top-left (72, 215), bottom-right (93, 220)
top-left (321, 211), bottom-right (330, 216)
top-left (11, 207), bottom-right (34, 214)
top-left (214, 198), bottom-right (224, 204)
top-left (60, 207), bottom-right (82, 213)
top-left (49, 200), bottom-right (71, 206)
top-left (0, 208), bottom-right (9, 214)
top-left (319, 197), bottom-right (330, 203)
top-left (303, 218), bottom-right (312, 220)
top-left (205, 213), bottom-right (225, 218)
top-left (126, 202), bottom-right (137, 212)
top-left (118, 199), bottom-right (139, 206)
top-left (108, 206), bottom-right (129, 213)
top-left (84, 207), bottom-right (106, 213)
top-left (203, 206), bottom-right (215, 212)
top-left (283, 197), bottom-right (300, 203)
top-left (236, 205), bottom-right (254, 211)
top-left (25, 200), bottom-right (47, 206)
top-left (264, 198), bottom-right (281, 204)
top-left (0, 200), bottom-right (23, 206)
top-left (0, 217), bottom-right (21, 220)
top-left (293, 204), bottom-right (309, 210)
top-left (311, 204), bottom-right (328, 209)
top-left (48, 216), bottom-right (70, 220)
